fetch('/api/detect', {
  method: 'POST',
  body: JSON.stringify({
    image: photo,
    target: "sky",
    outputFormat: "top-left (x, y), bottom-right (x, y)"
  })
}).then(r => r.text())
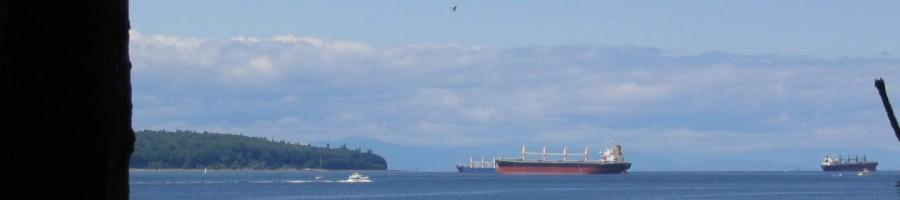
top-left (129, 1), bottom-right (900, 171)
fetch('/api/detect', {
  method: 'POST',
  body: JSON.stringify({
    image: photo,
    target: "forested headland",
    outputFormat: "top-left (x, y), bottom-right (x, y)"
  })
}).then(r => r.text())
top-left (130, 130), bottom-right (387, 170)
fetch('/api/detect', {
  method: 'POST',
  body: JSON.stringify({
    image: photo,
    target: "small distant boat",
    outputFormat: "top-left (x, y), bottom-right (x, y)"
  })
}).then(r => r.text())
top-left (314, 176), bottom-right (324, 181)
top-left (343, 172), bottom-right (371, 183)
top-left (456, 156), bottom-right (496, 174)
top-left (857, 168), bottom-right (872, 176)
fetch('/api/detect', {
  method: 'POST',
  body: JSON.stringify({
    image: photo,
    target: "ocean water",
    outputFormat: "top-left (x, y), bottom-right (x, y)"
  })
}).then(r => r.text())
top-left (131, 170), bottom-right (900, 200)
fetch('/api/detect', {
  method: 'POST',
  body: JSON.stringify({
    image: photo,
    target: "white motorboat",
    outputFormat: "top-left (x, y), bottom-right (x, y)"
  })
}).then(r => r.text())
top-left (343, 172), bottom-right (371, 183)
top-left (857, 168), bottom-right (872, 176)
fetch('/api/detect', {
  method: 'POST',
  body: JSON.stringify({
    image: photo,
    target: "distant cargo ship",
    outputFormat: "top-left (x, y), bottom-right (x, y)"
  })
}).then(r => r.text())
top-left (495, 140), bottom-right (631, 175)
top-left (820, 154), bottom-right (878, 172)
top-left (456, 157), bottom-right (496, 173)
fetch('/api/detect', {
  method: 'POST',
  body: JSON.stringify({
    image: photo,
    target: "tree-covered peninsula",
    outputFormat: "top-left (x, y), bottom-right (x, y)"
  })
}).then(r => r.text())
top-left (130, 130), bottom-right (387, 170)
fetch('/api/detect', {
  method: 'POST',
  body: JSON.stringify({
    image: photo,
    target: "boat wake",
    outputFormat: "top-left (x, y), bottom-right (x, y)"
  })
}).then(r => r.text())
top-left (286, 180), bottom-right (312, 183)
top-left (250, 180), bottom-right (275, 184)
top-left (337, 179), bottom-right (372, 183)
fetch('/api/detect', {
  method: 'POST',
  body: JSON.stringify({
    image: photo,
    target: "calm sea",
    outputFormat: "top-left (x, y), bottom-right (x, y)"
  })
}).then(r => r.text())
top-left (131, 170), bottom-right (900, 199)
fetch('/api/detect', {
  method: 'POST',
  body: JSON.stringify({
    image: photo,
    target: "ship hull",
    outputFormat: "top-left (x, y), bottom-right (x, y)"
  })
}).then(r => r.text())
top-left (456, 166), bottom-right (496, 173)
top-left (496, 160), bottom-right (630, 174)
top-left (821, 162), bottom-right (878, 172)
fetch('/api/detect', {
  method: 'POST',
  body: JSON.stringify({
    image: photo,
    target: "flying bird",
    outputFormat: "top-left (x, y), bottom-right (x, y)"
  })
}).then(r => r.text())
top-left (452, 5), bottom-right (457, 12)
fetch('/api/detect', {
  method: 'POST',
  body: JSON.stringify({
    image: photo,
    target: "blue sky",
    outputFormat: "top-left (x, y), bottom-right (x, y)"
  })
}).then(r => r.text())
top-left (129, 1), bottom-right (900, 171)
top-left (133, 0), bottom-right (900, 57)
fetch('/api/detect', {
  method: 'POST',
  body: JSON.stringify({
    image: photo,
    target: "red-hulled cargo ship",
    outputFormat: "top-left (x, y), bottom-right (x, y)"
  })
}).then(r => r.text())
top-left (495, 140), bottom-right (631, 174)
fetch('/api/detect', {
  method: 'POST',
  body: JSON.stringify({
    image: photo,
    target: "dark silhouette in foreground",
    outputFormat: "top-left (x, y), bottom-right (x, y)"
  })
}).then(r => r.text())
top-left (0, 1), bottom-right (133, 199)
top-left (875, 78), bottom-right (900, 142)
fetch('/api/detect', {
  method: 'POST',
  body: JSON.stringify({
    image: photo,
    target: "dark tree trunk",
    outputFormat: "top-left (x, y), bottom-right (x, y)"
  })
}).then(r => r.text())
top-left (0, 1), bottom-right (133, 199)
top-left (875, 78), bottom-right (900, 142)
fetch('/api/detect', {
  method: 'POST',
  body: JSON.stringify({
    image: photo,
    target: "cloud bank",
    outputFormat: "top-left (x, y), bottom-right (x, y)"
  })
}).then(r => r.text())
top-left (130, 30), bottom-right (900, 163)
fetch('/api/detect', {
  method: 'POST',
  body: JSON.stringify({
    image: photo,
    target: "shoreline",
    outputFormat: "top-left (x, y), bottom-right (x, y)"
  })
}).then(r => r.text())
top-left (129, 168), bottom-right (393, 172)
top-left (129, 168), bottom-right (900, 173)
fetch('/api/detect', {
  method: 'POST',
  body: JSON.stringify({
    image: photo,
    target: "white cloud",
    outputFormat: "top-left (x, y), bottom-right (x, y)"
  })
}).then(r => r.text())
top-left (269, 34), bottom-right (324, 47)
top-left (229, 36), bottom-right (262, 44)
top-left (231, 56), bottom-right (278, 82)
top-left (576, 83), bottom-right (673, 106)
top-left (463, 107), bottom-right (497, 123)
top-left (329, 41), bottom-right (372, 55)
top-left (130, 31), bottom-right (900, 156)
top-left (409, 89), bottom-right (466, 108)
